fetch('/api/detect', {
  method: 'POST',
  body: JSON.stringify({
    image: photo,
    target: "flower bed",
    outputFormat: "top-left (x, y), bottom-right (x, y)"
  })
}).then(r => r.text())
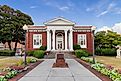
top-left (81, 57), bottom-right (121, 81)
top-left (0, 58), bottom-right (41, 81)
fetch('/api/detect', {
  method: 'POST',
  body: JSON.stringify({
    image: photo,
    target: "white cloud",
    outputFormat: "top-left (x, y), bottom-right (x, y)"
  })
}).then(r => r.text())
top-left (59, 6), bottom-right (70, 11)
top-left (97, 3), bottom-right (116, 17)
top-left (97, 22), bottom-right (121, 34)
top-left (42, 0), bottom-right (72, 12)
top-left (97, 11), bottom-right (108, 17)
top-left (112, 22), bottom-right (121, 34)
top-left (30, 6), bottom-right (38, 9)
top-left (96, 26), bottom-right (112, 33)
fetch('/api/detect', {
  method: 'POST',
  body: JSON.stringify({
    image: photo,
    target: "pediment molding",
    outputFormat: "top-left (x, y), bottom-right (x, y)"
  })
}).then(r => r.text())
top-left (44, 17), bottom-right (75, 26)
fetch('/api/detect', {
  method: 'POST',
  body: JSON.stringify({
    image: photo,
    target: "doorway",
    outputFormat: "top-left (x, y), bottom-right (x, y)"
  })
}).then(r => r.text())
top-left (56, 33), bottom-right (64, 50)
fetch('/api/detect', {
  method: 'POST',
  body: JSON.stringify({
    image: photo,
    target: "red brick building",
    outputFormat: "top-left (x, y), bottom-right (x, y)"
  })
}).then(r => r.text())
top-left (25, 17), bottom-right (95, 54)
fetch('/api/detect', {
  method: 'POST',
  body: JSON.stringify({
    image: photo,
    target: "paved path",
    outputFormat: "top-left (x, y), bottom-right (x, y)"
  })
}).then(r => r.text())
top-left (19, 59), bottom-right (101, 81)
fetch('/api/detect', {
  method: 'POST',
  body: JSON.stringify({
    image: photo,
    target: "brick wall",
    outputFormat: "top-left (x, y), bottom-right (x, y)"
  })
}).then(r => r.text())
top-left (73, 32), bottom-right (93, 54)
top-left (26, 32), bottom-right (47, 50)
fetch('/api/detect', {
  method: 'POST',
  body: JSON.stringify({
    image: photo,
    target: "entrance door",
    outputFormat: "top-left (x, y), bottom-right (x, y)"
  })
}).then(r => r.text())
top-left (56, 33), bottom-right (63, 50)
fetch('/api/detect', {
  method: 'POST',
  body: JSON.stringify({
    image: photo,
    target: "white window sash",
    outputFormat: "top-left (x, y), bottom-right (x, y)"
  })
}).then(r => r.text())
top-left (33, 34), bottom-right (42, 48)
top-left (78, 34), bottom-right (87, 48)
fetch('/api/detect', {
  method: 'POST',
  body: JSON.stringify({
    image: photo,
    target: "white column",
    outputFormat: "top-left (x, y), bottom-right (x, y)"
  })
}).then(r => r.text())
top-left (65, 30), bottom-right (68, 50)
top-left (49, 31), bottom-right (51, 50)
top-left (70, 30), bottom-right (73, 51)
top-left (47, 30), bottom-right (50, 51)
top-left (52, 30), bottom-right (55, 50)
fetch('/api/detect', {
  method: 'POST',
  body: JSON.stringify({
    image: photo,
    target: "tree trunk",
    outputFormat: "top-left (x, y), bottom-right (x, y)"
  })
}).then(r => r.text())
top-left (14, 40), bottom-right (18, 51)
top-left (8, 41), bottom-right (11, 50)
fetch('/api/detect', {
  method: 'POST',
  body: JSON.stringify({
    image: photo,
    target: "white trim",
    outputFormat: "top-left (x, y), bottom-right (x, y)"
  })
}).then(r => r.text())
top-left (33, 34), bottom-right (42, 48)
top-left (44, 17), bottom-right (75, 25)
top-left (56, 33), bottom-right (64, 50)
top-left (78, 34), bottom-right (87, 48)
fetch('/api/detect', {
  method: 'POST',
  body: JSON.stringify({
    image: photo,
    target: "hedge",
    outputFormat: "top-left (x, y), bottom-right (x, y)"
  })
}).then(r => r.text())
top-left (75, 50), bottom-right (89, 58)
top-left (33, 50), bottom-right (45, 59)
top-left (39, 46), bottom-right (47, 51)
top-left (0, 50), bottom-right (15, 56)
top-left (73, 44), bottom-right (81, 50)
top-left (27, 50), bottom-right (34, 56)
top-left (95, 48), bottom-right (116, 56)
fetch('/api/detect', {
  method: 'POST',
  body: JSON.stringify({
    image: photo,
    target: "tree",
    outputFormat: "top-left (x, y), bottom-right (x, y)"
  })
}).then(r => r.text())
top-left (95, 30), bottom-right (121, 49)
top-left (0, 5), bottom-right (34, 51)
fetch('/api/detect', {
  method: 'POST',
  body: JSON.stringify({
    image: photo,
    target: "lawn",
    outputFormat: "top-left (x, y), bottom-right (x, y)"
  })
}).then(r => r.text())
top-left (0, 56), bottom-right (36, 70)
top-left (0, 56), bottom-right (9, 59)
top-left (95, 56), bottom-right (121, 69)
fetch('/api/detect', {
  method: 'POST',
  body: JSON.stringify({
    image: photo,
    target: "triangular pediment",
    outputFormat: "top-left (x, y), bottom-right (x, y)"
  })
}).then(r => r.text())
top-left (44, 17), bottom-right (75, 26)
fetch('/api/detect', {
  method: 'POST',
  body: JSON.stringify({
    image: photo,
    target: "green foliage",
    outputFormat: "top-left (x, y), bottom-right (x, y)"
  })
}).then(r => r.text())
top-left (33, 50), bottom-right (45, 59)
top-left (39, 46), bottom-right (47, 51)
top-left (5, 70), bottom-right (18, 79)
top-left (95, 31), bottom-right (121, 49)
top-left (27, 50), bottom-right (34, 56)
top-left (91, 63), bottom-right (121, 81)
top-left (73, 44), bottom-right (81, 50)
top-left (81, 57), bottom-right (96, 64)
top-left (0, 5), bottom-right (34, 50)
top-left (95, 48), bottom-right (116, 56)
top-left (0, 76), bottom-right (7, 81)
top-left (0, 50), bottom-right (15, 56)
top-left (26, 58), bottom-right (37, 63)
top-left (75, 50), bottom-right (89, 58)
top-left (16, 60), bottom-right (23, 66)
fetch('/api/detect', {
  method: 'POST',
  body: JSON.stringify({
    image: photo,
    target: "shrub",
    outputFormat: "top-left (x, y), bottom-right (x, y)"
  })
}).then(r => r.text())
top-left (0, 50), bottom-right (15, 56)
top-left (5, 70), bottom-right (18, 79)
top-left (33, 50), bottom-right (44, 59)
top-left (0, 76), bottom-right (7, 81)
top-left (26, 58), bottom-right (37, 63)
top-left (39, 46), bottom-right (47, 51)
top-left (95, 48), bottom-right (116, 56)
top-left (73, 44), bottom-right (81, 50)
top-left (75, 50), bottom-right (89, 58)
top-left (27, 50), bottom-right (34, 56)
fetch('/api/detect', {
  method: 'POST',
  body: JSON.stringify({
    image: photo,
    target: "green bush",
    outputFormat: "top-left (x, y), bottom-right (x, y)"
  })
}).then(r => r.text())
top-left (75, 50), bottom-right (89, 58)
top-left (33, 50), bottom-right (45, 59)
top-left (27, 50), bottom-right (34, 56)
top-left (0, 76), bottom-right (7, 81)
top-left (73, 44), bottom-right (81, 50)
top-left (27, 58), bottom-right (37, 63)
top-left (39, 46), bottom-right (47, 51)
top-left (0, 50), bottom-right (15, 56)
top-left (95, 48), bottom-right (116, 56)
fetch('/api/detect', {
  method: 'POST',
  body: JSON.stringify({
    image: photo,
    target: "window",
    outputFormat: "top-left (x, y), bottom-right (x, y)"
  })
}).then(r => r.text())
top-left (78, 34), bottom-right (87, 48)
top-left (33, 34), bottom-right (42, 48)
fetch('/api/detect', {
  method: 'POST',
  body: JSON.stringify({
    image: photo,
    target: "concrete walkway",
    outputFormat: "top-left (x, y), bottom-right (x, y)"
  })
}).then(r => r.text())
top-left (19, 59), bottom-right (101, 81)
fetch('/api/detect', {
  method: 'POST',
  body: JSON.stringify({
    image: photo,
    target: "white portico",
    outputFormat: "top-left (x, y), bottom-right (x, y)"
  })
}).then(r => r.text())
top-left (44, 17), bottom-right (75, 51)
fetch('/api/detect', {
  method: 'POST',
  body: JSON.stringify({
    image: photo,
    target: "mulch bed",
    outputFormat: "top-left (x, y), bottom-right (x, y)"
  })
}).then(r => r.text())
top-left (8, 60), bottom-right (44, 81)
top-left (75, 58), bottom-right (112, 81)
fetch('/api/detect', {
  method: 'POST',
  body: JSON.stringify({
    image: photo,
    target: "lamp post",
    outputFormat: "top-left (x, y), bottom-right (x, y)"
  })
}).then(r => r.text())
top-left (23, 24), bottom-right (28, 65)
top-left (91, 26), bottom-right (96, 64)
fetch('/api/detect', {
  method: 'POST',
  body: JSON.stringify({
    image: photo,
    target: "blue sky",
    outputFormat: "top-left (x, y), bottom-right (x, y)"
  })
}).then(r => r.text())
top-left (1, 0), bottom-right (121, 31)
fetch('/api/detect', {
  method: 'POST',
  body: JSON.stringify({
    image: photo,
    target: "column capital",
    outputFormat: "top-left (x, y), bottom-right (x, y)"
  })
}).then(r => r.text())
top-left (52, 29), bottom-right (55, 32)
top-left (64, 30), bottom-right (68, 32)
top-left (70, 29), bottom-right (73, 32)
top-left (47, 29), bottom-right (50, 32)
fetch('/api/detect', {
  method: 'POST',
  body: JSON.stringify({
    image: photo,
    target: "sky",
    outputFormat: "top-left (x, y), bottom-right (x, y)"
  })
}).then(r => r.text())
top-left (0, 0), bottom-right (121, 33)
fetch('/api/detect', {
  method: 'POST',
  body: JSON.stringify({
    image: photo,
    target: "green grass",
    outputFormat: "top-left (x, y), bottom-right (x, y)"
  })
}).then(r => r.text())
top-left (0, 56), bottom-right (9, 59)
top-left (0, 57), bottom-right (37, 70)
top-left (95, 56), bottom-right (121, 69)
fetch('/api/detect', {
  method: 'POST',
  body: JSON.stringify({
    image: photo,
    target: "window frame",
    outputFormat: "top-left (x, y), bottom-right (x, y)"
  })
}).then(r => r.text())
top-left (78, 34), bottom-right (87, 48)
top-left (33, 34), bottom-right (42, 48)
